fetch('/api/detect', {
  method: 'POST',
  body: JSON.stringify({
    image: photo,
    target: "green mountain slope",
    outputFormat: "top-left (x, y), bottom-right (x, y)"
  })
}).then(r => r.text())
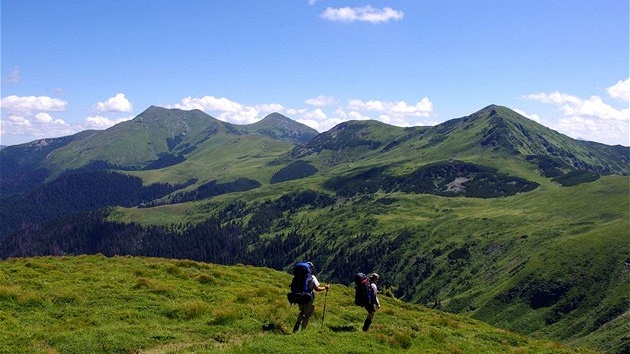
top-left (0, 255), bottom-right (596, 354)
top-left (43, 106), bottom-right (317, 175)
top-left (246, 112), bottom-right (319, 143)
top-left (1, 106), bottom-right (318, 189)
top-left (293, 105), bottom-right (629, 177)
top-left (0, 130), bottom-right (97, 196)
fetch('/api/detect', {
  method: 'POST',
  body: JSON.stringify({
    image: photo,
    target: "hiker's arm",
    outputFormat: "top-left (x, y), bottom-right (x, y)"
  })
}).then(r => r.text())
top-left (316, 284), bottom-right (330, 292)
top-left (373, 284), bottom-right (381, 308)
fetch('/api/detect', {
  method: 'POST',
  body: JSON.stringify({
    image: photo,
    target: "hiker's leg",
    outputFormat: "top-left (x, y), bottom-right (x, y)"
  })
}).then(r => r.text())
top-left (363, 305), bottom-right (375, 331)
top-left (294, 309), bottom-right (305, 332)
top-left (302, 303), bottom-right (314, 329)
top-left (363, 311), bottom-right (375, 331)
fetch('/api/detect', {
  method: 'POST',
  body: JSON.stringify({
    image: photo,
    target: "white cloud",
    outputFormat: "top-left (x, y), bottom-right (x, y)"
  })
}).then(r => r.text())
top-left (287, 108), bottom-right (308, 116)
top-left (256, 103), bottom-right (286, 115)
top-left (172, 96), bottom-right (241, 112)
top-left (320, 6), bottom-right (404, 23)
top-left (6, 114), bottom-right (31, 127)
top-left (555, 115), bottom-right (628, 146)
top-left (297, 109), bottom-right (344, 132)
top-left (84, 115), bottom-right (132, 129)
top-left (525, 91), bottom-right (628, 121)
top-left (607, 78), bottom-right (629, 102)
top-left (95, 93), bottom-right (132, 113)
top-left (308, 0), bottom-right (320, 5)
top-left (168, 95), bottom-right (433, 134)
top-left (523, 79), bottom-right (630, 145)
top-left (170, 96), bottom-right (267, 124)
top-left (303, 97), bottom-right (433, 131)
top-left (513, 109), bottom-right (542, 123)
top-left (34, 112), bottom-right (53, 123)
top-left (305, 95), bottom-right (337, 107)
top-left (0, 95), bottom-right (74, 144)
top-left (1, 95), bottom-right (68, 114)
top-left (1, 112), bottom-right (76, 144)
top-left (347, 97), bottom-right (432, 118)
top-left (1, 94), bottom-right (137, 145)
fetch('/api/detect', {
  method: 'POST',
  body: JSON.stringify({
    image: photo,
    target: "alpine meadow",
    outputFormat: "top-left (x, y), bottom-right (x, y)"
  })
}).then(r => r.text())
top-left (1, 105), bottom-right (629, 353)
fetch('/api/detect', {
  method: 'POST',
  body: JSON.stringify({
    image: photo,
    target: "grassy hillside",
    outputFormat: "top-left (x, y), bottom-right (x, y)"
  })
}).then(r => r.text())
top-left (0, 255), bottom-right (595, 354)
top-left (105, 174), bottom-right (629, 353)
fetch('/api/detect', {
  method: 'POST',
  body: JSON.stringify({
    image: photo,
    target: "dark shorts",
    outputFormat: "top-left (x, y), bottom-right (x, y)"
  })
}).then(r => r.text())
top-left (299, 299), bottom-right (315, 316)
top-left (364, 303), bottom-right (376, 313)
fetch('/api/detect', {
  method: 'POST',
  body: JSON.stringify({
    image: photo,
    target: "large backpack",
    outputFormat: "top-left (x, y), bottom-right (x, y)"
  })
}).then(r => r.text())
top-left (354, 272), bottom-right (374, 306)
top-left (287, 262), bottom-right (314, 305)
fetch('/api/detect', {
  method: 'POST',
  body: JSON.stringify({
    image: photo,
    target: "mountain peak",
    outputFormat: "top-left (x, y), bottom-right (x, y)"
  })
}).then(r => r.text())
top-left (260, 112), bottom-right (292, 123)
top-left (134, 105), bottom-right (213, 121)
top-left (248, 112), bottom-right (318, 144)
top-left (470, 104), bottom-right (519, 119)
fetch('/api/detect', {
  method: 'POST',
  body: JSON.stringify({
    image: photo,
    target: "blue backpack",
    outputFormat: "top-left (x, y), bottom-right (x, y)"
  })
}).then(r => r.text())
top-left (287, 262), bottom-right (314, 305)
top-left (354, 273), bottom-right (374, 306)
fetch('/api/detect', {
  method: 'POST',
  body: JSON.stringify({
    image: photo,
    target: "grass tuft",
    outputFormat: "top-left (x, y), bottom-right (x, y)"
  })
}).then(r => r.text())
top-left (165, 299), bottom-right (209, 320)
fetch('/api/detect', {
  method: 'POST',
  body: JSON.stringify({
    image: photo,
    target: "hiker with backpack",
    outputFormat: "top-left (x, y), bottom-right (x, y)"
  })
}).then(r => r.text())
top-left (287, 261), bottom-right (330, 332)
top-left (354, 272), bottom-right (381, 331)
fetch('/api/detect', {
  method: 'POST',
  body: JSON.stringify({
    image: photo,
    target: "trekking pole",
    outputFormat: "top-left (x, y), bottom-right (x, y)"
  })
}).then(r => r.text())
top-left (321, 287), bottom-right (329, 329)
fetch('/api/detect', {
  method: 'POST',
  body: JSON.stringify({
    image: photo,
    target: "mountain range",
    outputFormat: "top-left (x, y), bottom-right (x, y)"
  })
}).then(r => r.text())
top-left (0, 104), bottom-right (628, 353)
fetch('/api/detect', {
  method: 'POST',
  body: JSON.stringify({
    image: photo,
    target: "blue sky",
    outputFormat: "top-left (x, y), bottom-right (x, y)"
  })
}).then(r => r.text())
top-left (2, 0), bottom-right (628, 146)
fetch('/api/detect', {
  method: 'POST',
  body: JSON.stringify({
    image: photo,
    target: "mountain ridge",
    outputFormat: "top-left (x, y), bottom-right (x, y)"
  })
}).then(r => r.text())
top-left (2, 104), bottom-right (628, 184)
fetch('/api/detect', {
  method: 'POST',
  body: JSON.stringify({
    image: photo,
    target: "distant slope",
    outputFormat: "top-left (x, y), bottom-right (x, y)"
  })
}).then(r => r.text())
top-left (455, 105), bottom-right (630, 174)
top-left (293, 105), bottom-right (629, 176)
top-left (246, 112), bottom-right (319, 143)
top-left (0, 255), bottom-right (596, 354)
top-left (291, 119), bottom-right (410, 164)
top-left (44, 106), bottom-right (242, 172)
top-left (1, 106), bottom-right (316, 194)
top-left (0, 130), bottom-right (97, 195)
top-left (42, 106), bottom-right (317, 174)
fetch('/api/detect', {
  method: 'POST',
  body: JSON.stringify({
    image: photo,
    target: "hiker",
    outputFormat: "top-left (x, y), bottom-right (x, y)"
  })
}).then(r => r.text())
top-left (291, 261), bottom-right (330, 332)
top-left (362, 273), bottom-right (380, 331)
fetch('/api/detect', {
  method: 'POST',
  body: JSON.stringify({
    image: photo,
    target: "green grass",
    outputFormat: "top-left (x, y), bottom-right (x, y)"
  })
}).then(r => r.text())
top-left (0, 255), bottom-right (596, 354)
top-left (130, 135), bottom-right (294, 186)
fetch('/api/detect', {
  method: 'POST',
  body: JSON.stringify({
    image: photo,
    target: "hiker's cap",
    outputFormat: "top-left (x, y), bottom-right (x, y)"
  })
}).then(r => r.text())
top-left (307, 261), bottom-right (314, 269)
top-left (370, 273), bottom-right (379, 280)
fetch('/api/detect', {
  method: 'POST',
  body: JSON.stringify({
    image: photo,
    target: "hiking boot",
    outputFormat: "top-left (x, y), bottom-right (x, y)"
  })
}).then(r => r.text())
top-left (362, 318), bottom-right (372, 331)
top-left (293, 318), bottom-right (302, 333)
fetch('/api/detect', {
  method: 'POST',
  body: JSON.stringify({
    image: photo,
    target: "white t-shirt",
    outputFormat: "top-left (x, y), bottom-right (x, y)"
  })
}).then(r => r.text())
top-left (310, 275), bottom-right (321, 290)
top-left (370, 283), bottom-right (380, 307)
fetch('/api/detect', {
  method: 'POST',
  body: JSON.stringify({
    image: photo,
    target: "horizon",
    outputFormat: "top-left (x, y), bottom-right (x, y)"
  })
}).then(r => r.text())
top-left (1, 1), bottom-right (628, 146)
top-left (1, 103), bottom-right (629, 148)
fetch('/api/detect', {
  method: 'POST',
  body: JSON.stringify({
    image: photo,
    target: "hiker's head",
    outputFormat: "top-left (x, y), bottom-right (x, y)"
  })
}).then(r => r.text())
top-left (307, 261), bottom-right (314, 271)
top-left (370, 273), bottom-right (379, 281)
